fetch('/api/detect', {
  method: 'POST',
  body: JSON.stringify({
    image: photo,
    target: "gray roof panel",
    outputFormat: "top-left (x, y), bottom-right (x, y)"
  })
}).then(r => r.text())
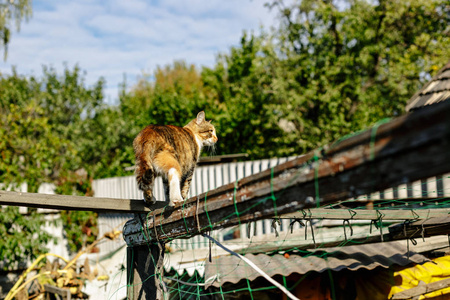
top-left (205, 241), bottom-right (428, 287)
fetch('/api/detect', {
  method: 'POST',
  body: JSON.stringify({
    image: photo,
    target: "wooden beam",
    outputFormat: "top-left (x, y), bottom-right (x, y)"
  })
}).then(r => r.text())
top-left (123, 100), bottom-right (450, 246)
top-left (44, 284), bottom-right (71, 299)
top-left (1, 189), bottom-right (445, 217)
top-left (279, 207), bottom-right (450, 220)
top-left (390, 217), bottom-right (450, 240)
top-left (127, 244), bottom-right (165, 300)
top-left (197, 152), bottom-right (249, 165)
top-left (240, 217), bottom-right (450, 254)
top-left (0, 190), bottom-right (157, 213)
top-left (391, 277), bottom-right (450, 299)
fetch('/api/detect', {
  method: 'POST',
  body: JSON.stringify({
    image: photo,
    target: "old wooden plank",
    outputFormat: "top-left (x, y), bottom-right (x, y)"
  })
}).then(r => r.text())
top-left (391, 277), bottom-right (450, 299)
top-left (240, 217), bottom-right (450, 254)
top-left (127, 243), bottom-right (165, 300)
top-left (44, 284), bottom-right (71, 299)
top-left (389, 217), bottom-right (450, 240)
top-left (279, 207), bottom-right (450, 220)
top-left (123, 100), bottom-right (450, 246)
top-left (0, 190), bottom-right (162, 213)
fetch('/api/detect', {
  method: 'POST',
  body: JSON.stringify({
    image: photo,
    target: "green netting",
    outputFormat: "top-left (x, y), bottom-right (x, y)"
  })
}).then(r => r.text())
top-left (113, 172), bottom-right (450, 299)
top-left (113, 121), bottom-right (450, 299)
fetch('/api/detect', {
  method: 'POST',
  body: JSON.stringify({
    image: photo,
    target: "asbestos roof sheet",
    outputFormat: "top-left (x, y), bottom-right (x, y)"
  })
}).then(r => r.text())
top-left (204, 241), bottom-right (428, 287)
top-left (406, 61), bottom-right (450, 111)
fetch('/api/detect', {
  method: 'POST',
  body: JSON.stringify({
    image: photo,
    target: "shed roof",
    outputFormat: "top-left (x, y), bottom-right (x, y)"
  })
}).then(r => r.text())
top-left (406, 61), bottom-right (450, 111)
top-left (204, 241), bottom-right (428, 287)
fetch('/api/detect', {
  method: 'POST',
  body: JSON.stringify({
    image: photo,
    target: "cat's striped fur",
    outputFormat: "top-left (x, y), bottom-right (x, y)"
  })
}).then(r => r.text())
top-left (133, 111), bottom-right (217, 206)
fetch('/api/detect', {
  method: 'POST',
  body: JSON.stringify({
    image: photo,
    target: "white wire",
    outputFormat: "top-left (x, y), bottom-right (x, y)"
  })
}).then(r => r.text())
top-left (202, 234), bottom-right (301, 300)
top-left (165, 274), bottom-right (218, 287)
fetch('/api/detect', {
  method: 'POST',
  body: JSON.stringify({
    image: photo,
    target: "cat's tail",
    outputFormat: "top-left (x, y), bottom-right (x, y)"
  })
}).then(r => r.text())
top-left (133, 130), bottom-right (157, 205)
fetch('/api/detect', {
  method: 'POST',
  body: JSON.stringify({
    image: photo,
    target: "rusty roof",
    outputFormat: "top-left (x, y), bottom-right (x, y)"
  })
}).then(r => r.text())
top-left (406, 61), bottom-right (450, 111)
top-left (204, 241), bottom-right (428, 287)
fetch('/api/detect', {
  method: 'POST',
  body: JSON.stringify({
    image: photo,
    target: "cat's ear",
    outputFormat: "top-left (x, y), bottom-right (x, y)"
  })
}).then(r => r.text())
top-left (208, 120), bottom-right (212, 123)
top-left (196, 111), bottom-right (205, 125)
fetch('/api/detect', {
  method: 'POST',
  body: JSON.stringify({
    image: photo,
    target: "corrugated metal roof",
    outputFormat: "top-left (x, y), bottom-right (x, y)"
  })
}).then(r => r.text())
top-left (204, 241), bottom-right (428, 287)
top-left (406, 61), bottom-right (450, 111)
top-left (165, 260), bottom-right (205, 277)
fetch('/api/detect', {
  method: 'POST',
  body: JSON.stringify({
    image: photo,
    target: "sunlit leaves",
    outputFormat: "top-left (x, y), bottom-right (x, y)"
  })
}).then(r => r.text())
top-left (0, 0), bottom-right (32, 60)
top-left (0, 66), bottom-right (105, 263)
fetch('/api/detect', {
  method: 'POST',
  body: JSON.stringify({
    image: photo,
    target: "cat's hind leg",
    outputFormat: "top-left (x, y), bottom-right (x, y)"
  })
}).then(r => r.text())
top-left (154, 153), bottom-right (184, 206)
top-left (168, 167), bottom-right (184, 206)
top-left (181, 168), bottom-right (195, 200)
top-left (136, 164), bottom-right (157, 206)
top-left (162, 178), bottom-right (170, 203)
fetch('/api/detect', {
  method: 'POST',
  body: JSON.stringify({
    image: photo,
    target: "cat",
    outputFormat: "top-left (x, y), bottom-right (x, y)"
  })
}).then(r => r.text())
top-left (133, 111), bottom-right (218, 207)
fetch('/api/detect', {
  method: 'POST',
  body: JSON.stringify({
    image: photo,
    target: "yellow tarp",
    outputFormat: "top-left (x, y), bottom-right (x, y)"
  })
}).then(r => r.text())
top-left (388, 255), bottom-right (450, 299)
top-left (287, 255), bottom-right (450, 299)
top-left (352, 256), bottom-right (450, 300)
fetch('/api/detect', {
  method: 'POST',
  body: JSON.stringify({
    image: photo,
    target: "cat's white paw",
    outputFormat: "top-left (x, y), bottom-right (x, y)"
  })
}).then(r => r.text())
top-left (169, 195), bottom-right (184, 207)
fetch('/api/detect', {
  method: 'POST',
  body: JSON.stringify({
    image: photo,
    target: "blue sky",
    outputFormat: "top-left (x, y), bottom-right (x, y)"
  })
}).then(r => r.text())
top-left (0, 0), bottom-right (279, 104)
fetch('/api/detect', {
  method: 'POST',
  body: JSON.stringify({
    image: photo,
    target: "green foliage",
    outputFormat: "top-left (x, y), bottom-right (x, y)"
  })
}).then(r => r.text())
top-left (202, 33), bottom-right (291, 157)
top-left (0, 207), bottom-right (53, 270)
top-left (60, 211), bottom-right (98, 253)
top-left (120, 61), bottom-right (209, 128)
top-left (1, 0), bottom-right (449, 266)
top-left (262, 0), bottom-right (450, 153)
top-left (0, 66), bottom-right (106, 192)
top-left (0, 72), bottom-right (74, 192)
top-left (120, 0), bottom-right (449, 159)
top-left (0, 0), bottom-right (32, 60)
top-left (0, 66), bottom-right (106, 260)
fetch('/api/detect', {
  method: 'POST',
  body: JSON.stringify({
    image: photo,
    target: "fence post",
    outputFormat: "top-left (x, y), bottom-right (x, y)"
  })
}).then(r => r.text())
top-left (127, 242), bottom-right (165, 300)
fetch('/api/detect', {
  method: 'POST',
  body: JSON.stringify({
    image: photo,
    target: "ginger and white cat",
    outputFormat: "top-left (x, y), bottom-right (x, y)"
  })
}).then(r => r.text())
top-left (133, 111), bottom-right (217, 206)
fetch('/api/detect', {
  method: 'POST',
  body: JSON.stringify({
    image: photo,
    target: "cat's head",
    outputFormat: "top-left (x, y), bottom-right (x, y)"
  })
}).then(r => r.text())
top-left (185, 111), bottom-right (218, 148)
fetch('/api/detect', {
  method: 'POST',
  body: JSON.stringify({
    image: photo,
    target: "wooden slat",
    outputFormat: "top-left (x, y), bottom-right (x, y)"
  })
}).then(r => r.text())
top-left (123, 100), bottom-right (450, 246)
top-left (44, 284), bottom-right (71, 299)
top-left (279, 207), bottom-right (450, 220)
top-left (391, 277), bottom-right (450, 299)
top-left (0, 190), bottom-right (155, 213)
top-left (1, 157), bottom-right (294, 214)
top-left (241, 217), bottom-right (450, 254)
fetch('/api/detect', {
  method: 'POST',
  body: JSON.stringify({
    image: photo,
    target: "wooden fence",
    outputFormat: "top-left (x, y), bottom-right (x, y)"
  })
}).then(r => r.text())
top-left (93, 164), bottom-right (450, 254)
top-left (93, 157), bottom-right (296, 253)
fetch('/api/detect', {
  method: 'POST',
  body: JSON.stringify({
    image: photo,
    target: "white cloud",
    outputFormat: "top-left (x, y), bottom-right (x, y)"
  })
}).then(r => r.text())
top-left (0, 0), bottom-right (278, 104)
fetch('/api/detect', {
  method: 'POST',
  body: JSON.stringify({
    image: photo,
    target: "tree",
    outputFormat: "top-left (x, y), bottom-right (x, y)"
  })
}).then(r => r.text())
top-left (201, 33), bottom-right (292, 157)
top-left (0, 68), bottom-right (75, 192)
top-left (0, 206), bottom-right (53, 270)
top-left (0, 66), bottom-right (108, 260)
top-left (263, 0), bottom-right (450, 153)
top-left (0, 70), bottom-right (62, 268)
top-left (121, 60), bottom-right (209, 129)
top-left (0, 0), bottom-right (32, 60)
top-left (121, 0), bottom-right (449, 159)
